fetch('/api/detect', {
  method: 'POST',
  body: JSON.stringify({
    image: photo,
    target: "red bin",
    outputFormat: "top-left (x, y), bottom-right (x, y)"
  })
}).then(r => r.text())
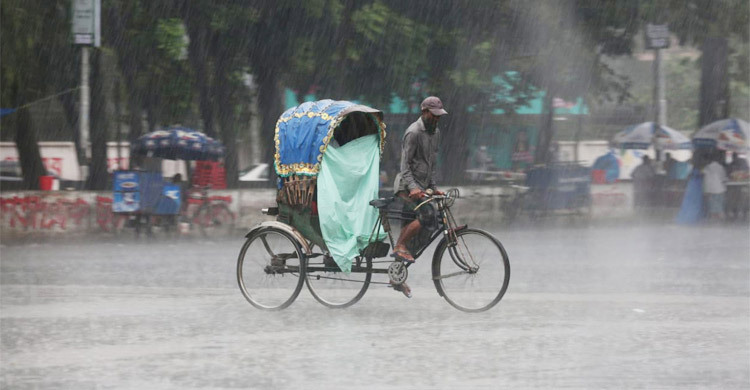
top-left (39, 175), bottom-right (55, 191)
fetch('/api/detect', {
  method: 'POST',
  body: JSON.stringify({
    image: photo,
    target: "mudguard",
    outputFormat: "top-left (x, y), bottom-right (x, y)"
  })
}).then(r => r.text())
top-left (244, 221), bottom-right (313, 255)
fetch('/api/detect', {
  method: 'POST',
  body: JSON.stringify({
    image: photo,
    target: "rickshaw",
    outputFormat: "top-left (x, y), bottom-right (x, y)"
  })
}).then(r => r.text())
top-left (236, 100), bottom-right (510, 312)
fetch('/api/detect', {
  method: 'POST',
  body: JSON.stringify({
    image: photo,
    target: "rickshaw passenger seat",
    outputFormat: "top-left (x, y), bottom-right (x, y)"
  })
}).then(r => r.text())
top-left (369, 197), bottom-right (393, 209)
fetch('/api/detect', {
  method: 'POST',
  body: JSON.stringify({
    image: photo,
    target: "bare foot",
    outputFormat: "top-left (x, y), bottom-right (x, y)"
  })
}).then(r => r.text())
top-left (392, 246), bottom-right (414, 263)
top-left (391, 282), bottom-right (412, 298)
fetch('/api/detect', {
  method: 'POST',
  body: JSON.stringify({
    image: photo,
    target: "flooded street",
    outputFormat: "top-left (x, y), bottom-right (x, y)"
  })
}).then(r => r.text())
top-left (2, 222), bottom-right (749, 389)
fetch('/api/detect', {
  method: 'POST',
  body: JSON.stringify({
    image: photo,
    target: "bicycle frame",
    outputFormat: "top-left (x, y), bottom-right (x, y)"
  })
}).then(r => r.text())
top-left (373, 191), bottom-right (466, 264)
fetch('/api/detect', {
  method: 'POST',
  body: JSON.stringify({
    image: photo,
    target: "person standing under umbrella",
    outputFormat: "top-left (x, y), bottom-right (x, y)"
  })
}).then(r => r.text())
top-left (632, 155), bottom-right (656, 209)
top-left (726, 152), bottom-right (749, 220)
top-left (702, 151), bottom-right (728, 222)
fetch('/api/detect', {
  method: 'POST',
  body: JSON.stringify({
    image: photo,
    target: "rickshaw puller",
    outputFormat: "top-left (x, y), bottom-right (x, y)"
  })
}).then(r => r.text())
top-left (393, 96), bottom-right (448, 266)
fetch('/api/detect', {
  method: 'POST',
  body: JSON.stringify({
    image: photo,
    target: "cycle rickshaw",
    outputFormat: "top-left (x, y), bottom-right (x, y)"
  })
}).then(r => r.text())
top-left (236, 100), bottom-right (510, 312)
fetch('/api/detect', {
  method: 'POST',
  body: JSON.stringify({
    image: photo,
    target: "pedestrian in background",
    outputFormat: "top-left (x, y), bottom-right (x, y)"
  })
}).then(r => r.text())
top-left (702, 151), bottom-right (728, 222)
top-left (632, 155), bottom-right (655, 209)
top-left (726, 152), bottom-right (749, 220)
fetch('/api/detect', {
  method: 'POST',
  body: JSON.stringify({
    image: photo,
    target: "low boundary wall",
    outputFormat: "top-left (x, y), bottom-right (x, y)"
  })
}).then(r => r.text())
top-left (0, 184), bottom-right (635, 239)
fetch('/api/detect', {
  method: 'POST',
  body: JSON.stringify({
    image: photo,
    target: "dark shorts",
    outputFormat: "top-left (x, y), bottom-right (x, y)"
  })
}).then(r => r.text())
top-left (396, 191), bottom-right (438, 231)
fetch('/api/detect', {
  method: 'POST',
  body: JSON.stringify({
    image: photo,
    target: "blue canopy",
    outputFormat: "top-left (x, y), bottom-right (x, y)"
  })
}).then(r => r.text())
top-left (274, 100), bottom-right (386, 179)
top-left (131, 126), bottom-right (225, 161)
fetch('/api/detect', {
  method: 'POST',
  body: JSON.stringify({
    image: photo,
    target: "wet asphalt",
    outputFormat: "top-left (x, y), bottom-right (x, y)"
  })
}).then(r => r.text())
top-left (1, 220), bottom-right (749, 389)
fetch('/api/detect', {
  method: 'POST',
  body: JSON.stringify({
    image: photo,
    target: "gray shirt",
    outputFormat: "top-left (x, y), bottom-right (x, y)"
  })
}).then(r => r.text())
top-left (396, 117), bottom-right (440, 192)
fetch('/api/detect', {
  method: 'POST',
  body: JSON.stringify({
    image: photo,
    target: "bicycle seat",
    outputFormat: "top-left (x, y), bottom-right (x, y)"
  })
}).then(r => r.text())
top-left (369, 197), bottom-right (393, 209)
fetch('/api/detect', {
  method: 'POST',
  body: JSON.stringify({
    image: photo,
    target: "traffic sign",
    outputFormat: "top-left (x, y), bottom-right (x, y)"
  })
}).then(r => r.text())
top-left (645, 24), bottom-right (670, 50)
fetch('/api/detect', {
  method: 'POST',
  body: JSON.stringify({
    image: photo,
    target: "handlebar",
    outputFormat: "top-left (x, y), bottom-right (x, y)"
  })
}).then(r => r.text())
top-left (413, 188), bottom-right (459, 210)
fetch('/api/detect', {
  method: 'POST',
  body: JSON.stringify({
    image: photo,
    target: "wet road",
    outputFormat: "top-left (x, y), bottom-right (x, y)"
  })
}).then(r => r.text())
top-left (2, 222), bottom-right (749, 389)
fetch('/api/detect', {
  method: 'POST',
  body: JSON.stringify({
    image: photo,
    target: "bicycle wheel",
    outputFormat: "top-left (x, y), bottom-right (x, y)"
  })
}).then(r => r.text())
top-left (195, 203), bottom-right (235, 238)
top-left (432, 228), bottom-right (510, 312)
top-left (237, 227), bottom-right (306, 310)
top-left (305, 255), bottom-right (371, 309)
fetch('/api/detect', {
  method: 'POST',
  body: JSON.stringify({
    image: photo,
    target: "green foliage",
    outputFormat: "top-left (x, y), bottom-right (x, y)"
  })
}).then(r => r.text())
top-left (660, 0), bottom-right (749, 44)
top-left (4, 0), bottom-right (748, 184)
top-left (156, 18), bottom-right (188, 60)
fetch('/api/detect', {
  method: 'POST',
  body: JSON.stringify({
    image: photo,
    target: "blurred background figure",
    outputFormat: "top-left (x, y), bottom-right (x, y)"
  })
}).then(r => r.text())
top-left (726, 152), bottom-right (749, 220)
top-left (632, 155), bottom-right (655, 209)
top-left (470, 145), bottom-right (492, 181)
top-left (702, 151), bottom-right (728, 222)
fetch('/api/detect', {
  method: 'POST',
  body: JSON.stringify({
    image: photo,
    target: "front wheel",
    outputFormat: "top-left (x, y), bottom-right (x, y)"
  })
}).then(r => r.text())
top-left (237, 227), bottom-right (306, 310)
top-left (306, 255), bottom-right (372, 309)
top-left (432, 228), bottom-right (510, 312)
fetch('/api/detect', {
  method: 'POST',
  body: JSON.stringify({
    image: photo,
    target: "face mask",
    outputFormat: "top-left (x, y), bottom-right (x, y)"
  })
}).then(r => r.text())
top-left (423, 115), bottom-right (438, 132)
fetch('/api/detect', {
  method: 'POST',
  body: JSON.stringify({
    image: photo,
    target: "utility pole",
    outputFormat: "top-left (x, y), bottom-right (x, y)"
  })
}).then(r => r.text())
top-left (79, 46), bottom-right (91, 181)
top-left (646, 23), bottom-right (670, 160)
top-left (652, 48), bottom-right (667, 128)
top-left (115, 78), bottom-right (123, 170)
top-left (72, 0), bottom-right (100, 184)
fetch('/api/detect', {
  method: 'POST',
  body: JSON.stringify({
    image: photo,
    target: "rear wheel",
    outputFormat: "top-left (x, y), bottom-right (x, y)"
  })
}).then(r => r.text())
top-left (237, 228), bottom-right (306, 310)
top-left (306, 255), bottom-right (371, 308)
top-left (432, 228), bottom-right (510, 312)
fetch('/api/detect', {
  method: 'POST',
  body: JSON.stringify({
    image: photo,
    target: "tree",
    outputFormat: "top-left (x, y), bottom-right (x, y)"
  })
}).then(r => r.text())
top-left (507, 0), bottom-right (638, 164)
top-left (1, 0), bottom-right (76, 189)
top-left (659, 0), bottom-right (749, 125)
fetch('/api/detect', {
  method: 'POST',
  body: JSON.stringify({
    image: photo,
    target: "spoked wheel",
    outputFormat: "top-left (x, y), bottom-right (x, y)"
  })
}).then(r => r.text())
top-left (237, 228), bottom-right (306, 310)
top-left (305, 255), bottom-right (372, 309)
top-left (196, 203), bottom-right (235, 238)
top-left (432, 228), bottom-right (510, 312)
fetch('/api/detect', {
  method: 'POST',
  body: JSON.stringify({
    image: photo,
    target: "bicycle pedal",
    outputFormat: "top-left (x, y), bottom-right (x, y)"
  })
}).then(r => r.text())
top-left (387, 261), bottom-right (408, 285)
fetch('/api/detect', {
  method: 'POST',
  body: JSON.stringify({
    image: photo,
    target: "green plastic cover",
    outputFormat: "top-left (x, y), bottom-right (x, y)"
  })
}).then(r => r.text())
top-left (318, 134), bottom-right (386, 272)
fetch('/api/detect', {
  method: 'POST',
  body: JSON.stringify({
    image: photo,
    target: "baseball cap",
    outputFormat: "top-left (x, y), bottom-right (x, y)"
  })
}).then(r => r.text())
top-left (420, 96), bottom-right (448, 116)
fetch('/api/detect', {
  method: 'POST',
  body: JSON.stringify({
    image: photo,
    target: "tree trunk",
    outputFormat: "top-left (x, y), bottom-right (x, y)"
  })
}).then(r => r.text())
top-left (535, 91), bottom-right (555, 165)
top-left (58, 89), bottom-right (83, 164)
top-left (125, 81), bottom-right (143, 143)
top-left (87, 50), bottom-right (109, 190)
top-left (15, 106), bottom-right (46, 190)
top-left (8, 78), bottom-right (45, 190)
top-left (257, 68), bottom-right (282, 182)
top-left (186, 21), bottom-right (215, 138)
top-left (215, 71), bottom-right (238, 189)
top-left (440, 87), bottom-right (471, 185)
top-left (699, 37), bottom-right (730, 127)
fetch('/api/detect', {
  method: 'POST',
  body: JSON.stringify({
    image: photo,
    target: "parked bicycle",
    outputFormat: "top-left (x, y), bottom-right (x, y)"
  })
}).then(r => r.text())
top-left (185, 185), bottom-right (235, 238)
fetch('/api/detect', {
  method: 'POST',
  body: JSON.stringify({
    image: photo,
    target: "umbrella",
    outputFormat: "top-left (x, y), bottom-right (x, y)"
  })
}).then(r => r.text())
top-left (692, 118), bottom-right (749, 152)
top-left (612, 122), bottom-right (692, 150)
top-left (131, 126), bottom-right (225, 161)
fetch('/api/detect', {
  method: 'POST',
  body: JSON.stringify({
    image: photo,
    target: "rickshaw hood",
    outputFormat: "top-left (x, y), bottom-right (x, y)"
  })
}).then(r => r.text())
top-left (274, 100), bottom-right (386, 180)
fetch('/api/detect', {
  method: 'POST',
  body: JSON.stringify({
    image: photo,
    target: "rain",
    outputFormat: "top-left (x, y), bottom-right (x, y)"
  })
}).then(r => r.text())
top-left (1, 1), bottom-right (749, 389)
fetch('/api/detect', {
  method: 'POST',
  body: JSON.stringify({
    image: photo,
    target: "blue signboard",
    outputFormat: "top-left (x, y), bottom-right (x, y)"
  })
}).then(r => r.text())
top-left (113, 171), bottom-right (180, 215)
top-left (113, 191), bottom-right (140, 213)
top-left (113, 171), bottom-right (141, 213)
top-left (154, 184), bottom-right (181, 215)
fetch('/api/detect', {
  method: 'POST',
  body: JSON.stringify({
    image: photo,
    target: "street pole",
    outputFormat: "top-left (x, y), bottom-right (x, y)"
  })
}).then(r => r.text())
top-left (657, 50), bottom-right (667, 127)
top-left (79, 45), bottom-right (91, 183)
top-left (115, 78), bottom-right (123, 171)
top-left (647, 23), bottom-right (670, 162)
top-left (652, 47), bottom-right (661, 161)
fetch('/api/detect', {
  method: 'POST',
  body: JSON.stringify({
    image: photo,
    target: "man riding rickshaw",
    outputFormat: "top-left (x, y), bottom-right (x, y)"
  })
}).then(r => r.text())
top-left (236, 99), bottom-right (510, 312)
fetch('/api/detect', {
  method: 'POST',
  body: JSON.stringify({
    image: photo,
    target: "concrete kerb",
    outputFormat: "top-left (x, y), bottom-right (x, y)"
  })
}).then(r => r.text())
top-left (0, 184), bottom-right (643, 239)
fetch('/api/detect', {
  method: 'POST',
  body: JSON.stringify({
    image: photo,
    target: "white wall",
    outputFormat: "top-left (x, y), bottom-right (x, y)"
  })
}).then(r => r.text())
top-left (1, 141), bottom-right (187, 180)
top-left (1, 141), bottom-right (81, 180)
